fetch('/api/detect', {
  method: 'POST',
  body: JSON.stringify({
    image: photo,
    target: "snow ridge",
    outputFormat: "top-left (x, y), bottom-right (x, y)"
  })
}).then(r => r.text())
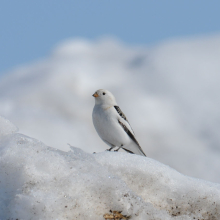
top-left (0, 117), bottom-right (220, 219)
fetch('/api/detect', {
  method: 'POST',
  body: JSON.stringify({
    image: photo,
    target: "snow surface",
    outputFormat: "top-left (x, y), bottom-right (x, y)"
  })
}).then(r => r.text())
top-left (0, 115), bottom-right (18, 138)
top-left (1, 35), bottom-right (220, 183)
top-left (1, 116), bottom-right (220, 220)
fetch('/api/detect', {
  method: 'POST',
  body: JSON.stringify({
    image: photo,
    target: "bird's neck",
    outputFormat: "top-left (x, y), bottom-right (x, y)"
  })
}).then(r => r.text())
top-left (99, 103), bottom-right (115, 110)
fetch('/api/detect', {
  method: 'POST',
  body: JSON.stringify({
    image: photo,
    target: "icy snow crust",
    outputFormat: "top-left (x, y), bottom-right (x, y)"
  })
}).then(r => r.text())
top-left (0, 118), bottom-right (220, 220)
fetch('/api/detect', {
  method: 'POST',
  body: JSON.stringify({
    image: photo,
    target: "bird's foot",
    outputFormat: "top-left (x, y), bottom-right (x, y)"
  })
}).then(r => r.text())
top-left (106, 147), bottom-right (114, 151)
top-left (114, 145), bottom-right (123, 152)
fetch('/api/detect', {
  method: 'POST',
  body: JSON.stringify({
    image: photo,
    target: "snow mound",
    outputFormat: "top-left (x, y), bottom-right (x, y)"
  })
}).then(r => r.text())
top-left (0, 117), bottom-right (220, 220)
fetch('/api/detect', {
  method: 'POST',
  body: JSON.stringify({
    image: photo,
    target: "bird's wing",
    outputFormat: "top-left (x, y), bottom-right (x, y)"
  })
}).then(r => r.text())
top-left (118, 119), bottom-right (146, 156)
top-left (114, 106), bottom-right (135, 134)
top-left (114, 106), bottom-right (146, 156)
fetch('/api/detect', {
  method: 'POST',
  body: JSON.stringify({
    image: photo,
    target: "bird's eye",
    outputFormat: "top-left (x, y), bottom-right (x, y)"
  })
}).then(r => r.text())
top-left (103, 92), bottom-right (106, 95)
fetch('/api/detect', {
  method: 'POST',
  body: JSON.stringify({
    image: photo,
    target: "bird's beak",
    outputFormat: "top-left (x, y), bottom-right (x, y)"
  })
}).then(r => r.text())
top-left (92, 92), bottom-right (99, 97)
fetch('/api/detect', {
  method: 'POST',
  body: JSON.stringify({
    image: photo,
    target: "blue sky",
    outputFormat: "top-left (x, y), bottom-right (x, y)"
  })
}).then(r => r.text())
top-left (0, 0), bottom-right (220, 74)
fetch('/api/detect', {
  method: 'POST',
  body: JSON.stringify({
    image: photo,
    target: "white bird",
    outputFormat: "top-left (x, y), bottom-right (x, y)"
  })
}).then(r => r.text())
top-left (92, 89), bottom-right (146, 156)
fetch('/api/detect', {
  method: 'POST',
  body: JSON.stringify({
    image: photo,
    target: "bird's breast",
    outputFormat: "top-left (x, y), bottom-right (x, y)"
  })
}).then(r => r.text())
top-left (92, 106), bottom-right (130, 146)
top-left (92, 107), bottom-right (114, 132)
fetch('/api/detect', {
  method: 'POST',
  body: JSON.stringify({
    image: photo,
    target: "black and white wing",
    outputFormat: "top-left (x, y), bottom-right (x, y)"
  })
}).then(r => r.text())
top-left (114, 106), bottom-right (135, 134)
top-left (114, 106), bottom-right (146, 156)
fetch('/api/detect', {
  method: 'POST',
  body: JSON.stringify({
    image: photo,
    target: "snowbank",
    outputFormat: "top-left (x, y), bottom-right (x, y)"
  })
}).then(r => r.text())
top-left (1, 35), bottom-right (220, 183)
top-left (0, 117), bottom-right (220, 220)
top-left (0, 115), bottom-right (18, 137)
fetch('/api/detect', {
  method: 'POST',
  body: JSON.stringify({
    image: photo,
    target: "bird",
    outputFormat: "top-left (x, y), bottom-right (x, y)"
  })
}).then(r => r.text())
top-left (92, 89), bottom-right (146, 156)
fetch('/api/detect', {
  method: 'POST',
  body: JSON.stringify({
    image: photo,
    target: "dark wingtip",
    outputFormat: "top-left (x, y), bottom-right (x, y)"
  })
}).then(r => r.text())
top-left (122, 148), bottom-right (135, 154)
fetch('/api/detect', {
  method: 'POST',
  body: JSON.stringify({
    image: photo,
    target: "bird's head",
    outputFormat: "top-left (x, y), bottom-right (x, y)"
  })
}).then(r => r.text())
top-left (92, 89), bottom-right (117, 106)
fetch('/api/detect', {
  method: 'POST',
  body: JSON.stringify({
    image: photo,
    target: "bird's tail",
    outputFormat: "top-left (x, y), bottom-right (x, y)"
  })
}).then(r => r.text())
top-left (122, 143), bottom-right (146, 157)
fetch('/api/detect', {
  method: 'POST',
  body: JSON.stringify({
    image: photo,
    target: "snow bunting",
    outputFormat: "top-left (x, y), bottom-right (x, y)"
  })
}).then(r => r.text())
top-left (92, 89), bottom-right (146, 156)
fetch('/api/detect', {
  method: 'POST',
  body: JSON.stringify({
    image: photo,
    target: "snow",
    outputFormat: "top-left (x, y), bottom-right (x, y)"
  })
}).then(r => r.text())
top-left (1, 35), bottom-right (220, 183)
top-left (0, 116), bottom-right (220, 220)
top-left (0, 115), bottom-right (18, 137)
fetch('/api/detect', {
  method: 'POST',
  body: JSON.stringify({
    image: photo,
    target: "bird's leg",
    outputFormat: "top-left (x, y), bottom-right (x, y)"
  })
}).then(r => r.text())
top-left (114, 145), bottom-right (123, 152)
top-left (106, 145), bottom-right (115, 151)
